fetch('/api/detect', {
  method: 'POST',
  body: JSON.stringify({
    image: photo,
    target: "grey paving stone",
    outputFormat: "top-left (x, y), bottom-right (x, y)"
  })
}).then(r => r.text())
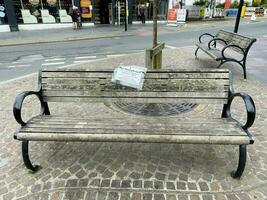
top-left (166, 194), bottom-right (177, 200)
top-left (133, 180), bottom-right (142, 188)
top-left (64, 190), bottom-right (75, 200)
top-left (88, 172), bottom-right (98, 178)
top-left (96, 165), bottom-right (107, 173)
top-left (121, 180), bottom-right (131, 188)
top-left (3, 192), bottom-right (15, 200)
top-left (76, 169), bottom-right (87, 178)
top-left (97, 191), bottom-right (108, 200)
top-left (107, 192), bottom-right (119, 200)
top-left (39, 192), bottom-right (50, 200)
top-left (188, 182), bottom-right (198, 190)
top-left (15, 188), bottom-right (28, 198)
top-left (226, 194), bottom-right (239, 200)
top-left (59, 172), bottom-right (72, 179)
top-left (51, 169), bottom-right (61, 178)
top-left (102, 170), bottom-right (114, 178)
top-left (41, 175), bottom-right (51, 182)
top-left (53, 180), bottom-right (65, 188)
top-left (90, 179), bottom-right (100, 187)
top-left (155, 172), bottom-right (166, 181)
top-left (66, 179), bottom-right (78, 187)
top-left (168, 173), bottom-right (178, 181)
top-left (143, 193), bottom-right (153, 200)
top-left (189, 195), bottom-right (201, 200)
top-left (154, 181), bottom-right (164, 189)
top-left (31, 184), bottom-right (42, 193)
top-left (236, 193), bottom-right (252, 200)
top-left (100, 179), bottom-right (111, 187)
top-left (202, 194), bottom-right (213, 200)
top-left (147, 164), bottom-right (157, 172)
top-left (166, 182), bottom-right (176, 190)
top-left (144, 180), bottom-right (153, 189)
top-left (143, 171), bottom-right (153, 179)
top-left (132, 193), bottom-right (142, 200)
top-left (78, 179), bottom-right (89, 187)
top-left (177, 194), bottom-right (189, 200)
top-left (177, 181), bottom-right (186, 190)
top-left (154, 193), bottom-right (166, 200)
top-left (130, 172), bottom-right (141, 179)
top-left (120, 192), bottom-right (131, 200)
top-left (43, 182), bottom-right (52, 190)
top-left (69, 164), bottom-right (81, 174)
top-left (117, 170), bottom-right (129, 178)
top-left (179, 173), bottom-right (188, 181)
top-left (85, 190), bottom-right (97, 200)
top-left (199, 182), bottom-right (209, 191)
top-left (214, 194), bottom-right (227, 200)
top-left (111, 180), bottom-right (121, 188)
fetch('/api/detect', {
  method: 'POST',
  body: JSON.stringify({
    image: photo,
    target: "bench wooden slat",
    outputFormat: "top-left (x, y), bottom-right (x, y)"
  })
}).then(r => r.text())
top-left (42, 78), bottom-right (229, 86)
top-left (43, 97), bottom-right (228, 104)
top-left (43, 91), bottom-right (228, 98)
top-left (28, 116), bottom-right (236, 124)
top-left (42, 71), bottom-right (229, 79)
top-left (16, 132), bottom-right (250, 145)
top-left (21, 124), bottom-right (246, 136)
top-left (41, 69), bottom-right (230, 104)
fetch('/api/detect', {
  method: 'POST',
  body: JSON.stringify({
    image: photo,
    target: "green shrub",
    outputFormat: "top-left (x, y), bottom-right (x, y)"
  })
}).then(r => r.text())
top-left (193, 0), bottom-right (207, 6)
top-left (231, 0), bottom-right (239, 8)
top-left (252, 0), bottom-right (262, 6)
top-left (216, 3), bottom-right (225, 8)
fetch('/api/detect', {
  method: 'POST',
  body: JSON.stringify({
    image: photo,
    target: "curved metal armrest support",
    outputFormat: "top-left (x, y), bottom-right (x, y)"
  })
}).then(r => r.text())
top-left (199, 33), bottom-right (215, 43)
top-left (13, 91), bottom-right (48, 126)
top-left (222, 44), bottom-right (246, 62)
top-left (226, 92), bottom-right (256, 130)
top-left (208, 38), bottom-right (227, 49)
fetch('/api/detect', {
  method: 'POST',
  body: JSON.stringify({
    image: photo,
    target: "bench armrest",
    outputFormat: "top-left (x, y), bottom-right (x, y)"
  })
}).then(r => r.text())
top-left (221, 44), bottom-right (245, 62)
top-left (199, 33), bottom-right (215, 43)
top-left (208, 38), bottom-right (228, 49)
top-left (13, 91), bottom-right (50, 126)
top-left (225, 92), bottom-right (256, 130)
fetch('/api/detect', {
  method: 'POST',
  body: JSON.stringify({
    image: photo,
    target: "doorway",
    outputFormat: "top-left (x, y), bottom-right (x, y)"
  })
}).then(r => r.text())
top-left (99, 0), bottom-right (111, 24)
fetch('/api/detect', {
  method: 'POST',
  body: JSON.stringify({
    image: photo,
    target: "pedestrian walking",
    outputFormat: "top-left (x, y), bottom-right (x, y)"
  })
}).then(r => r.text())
top-left (71, 6), bottom-right (79, 30)
top-left (139, 4), bottom-right (146, 24)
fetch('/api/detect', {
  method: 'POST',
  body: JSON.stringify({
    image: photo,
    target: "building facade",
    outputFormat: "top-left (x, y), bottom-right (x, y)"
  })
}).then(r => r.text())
top-left (0, 0), bottom-right (170, 31)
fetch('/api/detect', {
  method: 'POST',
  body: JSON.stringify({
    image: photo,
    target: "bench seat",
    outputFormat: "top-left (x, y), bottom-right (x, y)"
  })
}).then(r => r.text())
top-left (195, 30), bottom-right (256, 79)
top-left (13, 69), bottom-right (256, 178)
top-left (16, 115), bottom-right (250, 145)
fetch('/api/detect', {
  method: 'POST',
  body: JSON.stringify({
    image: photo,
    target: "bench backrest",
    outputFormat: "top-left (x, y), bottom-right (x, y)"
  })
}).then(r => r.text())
top-left (40, 69), bottom-right (231, 104)
top-left (216, 30), bottom-right (256, 54)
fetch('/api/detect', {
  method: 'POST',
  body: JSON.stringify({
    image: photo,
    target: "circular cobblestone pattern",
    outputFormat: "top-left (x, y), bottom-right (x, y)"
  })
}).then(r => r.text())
top-left (113, 103), bottom-right (198, 116)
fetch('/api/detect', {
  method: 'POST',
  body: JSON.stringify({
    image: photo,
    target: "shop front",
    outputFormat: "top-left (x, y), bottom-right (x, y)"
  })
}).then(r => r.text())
top-left (2, 0), bottom-right (168, 32)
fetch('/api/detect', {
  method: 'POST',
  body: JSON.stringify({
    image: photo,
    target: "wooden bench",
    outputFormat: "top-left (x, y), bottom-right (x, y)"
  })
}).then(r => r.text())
top-left (13, 68), bottom-right (256, 178)
top-left (195, 30), bottom-right (256, 79)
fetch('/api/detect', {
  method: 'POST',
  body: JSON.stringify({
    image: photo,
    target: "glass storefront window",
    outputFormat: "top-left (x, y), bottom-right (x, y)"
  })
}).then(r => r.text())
top-left (132, 0), bottom-right (168, 21)
top-left (13, 0), bottom-right (76, 24)
top-left (0, 0), bottom-right (8, 24)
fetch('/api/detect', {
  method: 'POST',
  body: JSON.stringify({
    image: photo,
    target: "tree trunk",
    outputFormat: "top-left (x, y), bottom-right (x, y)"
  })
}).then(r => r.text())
top-left (153, 0), bottom-right (158, 48)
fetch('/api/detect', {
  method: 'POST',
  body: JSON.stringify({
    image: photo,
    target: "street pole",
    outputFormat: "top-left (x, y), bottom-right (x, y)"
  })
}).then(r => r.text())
top-left (153, 0), bottom-right (158, 47)
top-left (234, 0), bottom-right (244, 33)
top-left (125, 0), bottom-right (128, 31)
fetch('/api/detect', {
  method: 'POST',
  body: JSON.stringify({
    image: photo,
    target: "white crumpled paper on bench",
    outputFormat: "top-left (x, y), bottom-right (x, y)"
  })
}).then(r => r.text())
top-left (112, 65), bottom-right (147, 90)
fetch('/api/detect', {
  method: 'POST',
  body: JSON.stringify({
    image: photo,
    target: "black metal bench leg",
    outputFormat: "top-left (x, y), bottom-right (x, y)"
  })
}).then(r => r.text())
top-left (217, 60), bottom-right (225, 68)
top-left (231, 145), bottom-right (247, 178)
top-left (22, 140), bottom-right (40, 172)
top-left (195, 47), bottom-right (200, 58)
top-left (242, 60), bottom-right (247, 79)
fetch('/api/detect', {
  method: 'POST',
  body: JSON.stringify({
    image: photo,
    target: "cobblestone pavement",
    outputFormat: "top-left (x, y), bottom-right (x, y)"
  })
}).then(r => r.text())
top-left (0, 46), bottom-right (267, 200)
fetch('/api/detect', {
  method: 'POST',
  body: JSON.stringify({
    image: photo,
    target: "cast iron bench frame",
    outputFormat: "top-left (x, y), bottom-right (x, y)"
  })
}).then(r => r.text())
top-left (195, 30), bottom-right (256, 79)
top-left (13, 68), bottom-right (256, 178)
